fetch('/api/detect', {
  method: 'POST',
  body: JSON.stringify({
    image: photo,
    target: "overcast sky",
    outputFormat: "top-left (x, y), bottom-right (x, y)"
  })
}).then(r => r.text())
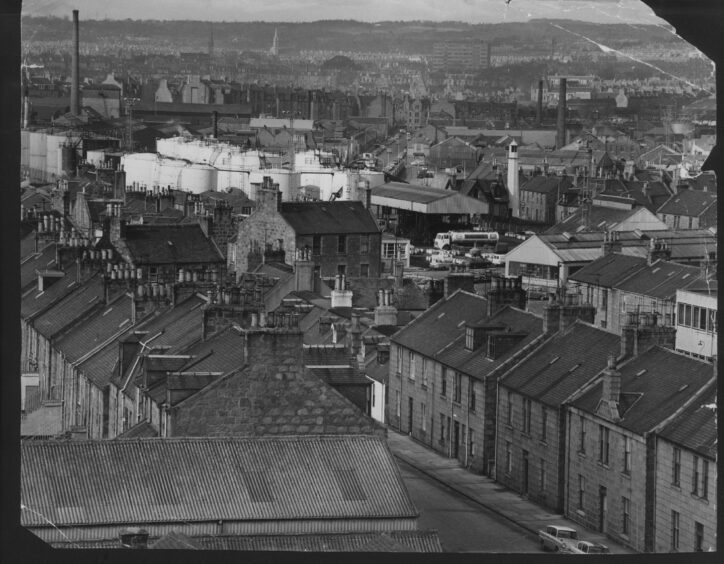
top-left (22, 0), bottom-right (666, 24)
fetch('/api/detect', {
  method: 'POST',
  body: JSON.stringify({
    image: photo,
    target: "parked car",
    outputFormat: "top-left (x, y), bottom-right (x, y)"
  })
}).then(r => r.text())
top-left (538, 525), bottom-right (580, 553)
top-left (575, 541), bottom-right (610, 554)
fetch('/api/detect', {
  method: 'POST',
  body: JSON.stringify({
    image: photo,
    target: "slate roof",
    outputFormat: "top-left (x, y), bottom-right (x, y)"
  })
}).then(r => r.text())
top-left (122, 224), bottom-right (224, 265)
top-left (21, 243), bottom-right (57, 290)
top-left (657, 381), bottom-right (717, 459)
top-left (436, 306), bottom-right (543, 379)
top-left (21, 270), bottom-right (97, 320)
top-left (170, 362), bottom-right (381, 437)
top-left (303, 344), bottom-right (351, 366)
top-left (32, 276), bottom-right (105, 339)
top-left (392, 290), bottom-right (488, 355)
top-left (568, 253), bottom-right (647, 287)
top-left (571, 347), bottom-right (715, 436)
top-left (176, 326), bottom-right (246, 375)
top-left (545, 205), bottom-right (644, 234)
top-left (55, 294), bottom-right (135, 365)
top-left (21, 435), bottom-right (416, 527)
top-left (279, 201), bottom-right (380, 235)
top-left (500, 321), bottom-right (621, 408)
top-left (657, 189), bottom-right (717, 217)
top-left (520, 175), bottom-right (573, 195)
top-left (77, 339), bottom-right (121, 388)
top-left (309, 367), bottom-right (370, 386)
top-left (115, 420), bottom-right (159, 439)
top-left (613, 259), bottom-right (703, 300)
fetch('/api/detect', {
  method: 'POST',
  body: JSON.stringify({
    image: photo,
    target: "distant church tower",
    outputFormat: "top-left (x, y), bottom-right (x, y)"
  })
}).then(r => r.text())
top-left (270, 28), bottom-right (279, 57)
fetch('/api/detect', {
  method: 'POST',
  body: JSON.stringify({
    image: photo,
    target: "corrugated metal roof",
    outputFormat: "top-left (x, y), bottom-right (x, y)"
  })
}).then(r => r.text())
top-left (32, 276), bottom-right (105, 339)
top-left (500, 322), bottom-right (621, 407)
top-left (555, 247), bottom-right (604, 263)
top-left (279, 201), bottom-right (380, 235)
top-left (373, 182), bottom-right (457, 204)
top-left (21, 435), bottom-right (417, 526)
top-left (572, 347), bottom-right (715, 436)
top-left (657, 381), bottom-right (716, 459)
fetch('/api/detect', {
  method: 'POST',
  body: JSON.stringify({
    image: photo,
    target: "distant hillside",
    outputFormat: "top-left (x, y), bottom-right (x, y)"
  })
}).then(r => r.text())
top-left (22, 16), bottom-right (693, 55)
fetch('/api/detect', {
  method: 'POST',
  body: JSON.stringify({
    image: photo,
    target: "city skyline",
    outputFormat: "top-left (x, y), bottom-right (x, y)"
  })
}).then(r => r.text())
top-left (23, 0), bottom-right (666, 25)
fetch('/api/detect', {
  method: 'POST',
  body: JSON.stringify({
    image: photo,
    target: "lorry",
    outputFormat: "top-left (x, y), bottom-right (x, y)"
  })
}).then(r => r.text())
top-left (538, 525), bottom-right (580, 553)
top-left (434, 231), bottom-right (499, 251)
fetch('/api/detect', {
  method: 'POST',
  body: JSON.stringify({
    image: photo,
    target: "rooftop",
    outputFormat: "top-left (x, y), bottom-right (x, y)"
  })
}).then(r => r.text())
top-left (21, 435), bottom-right (417, 528)
top-left (500, 321), bottom-right (621, 408)
top-left (657, 381), bottom-right (717, 459)
top-left (122, 223), bottom-right (224, 265)
top-left (657, 189), bottom-right (717, 217)
top-left (279, 200), bottom-right (380, 235)
top-left (572, 347), bottom-right (715, 436)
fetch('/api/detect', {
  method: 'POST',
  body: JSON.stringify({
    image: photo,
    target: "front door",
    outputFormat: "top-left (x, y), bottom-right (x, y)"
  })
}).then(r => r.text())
top-left (599, 486), bottom-right (608, 532)
top-left (522, 450), bottom-right (529, 494)
top-left (408, 396), bottom-right (413, 434)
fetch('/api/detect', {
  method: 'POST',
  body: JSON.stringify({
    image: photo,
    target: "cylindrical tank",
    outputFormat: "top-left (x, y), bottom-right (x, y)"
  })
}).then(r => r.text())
top-left (179, 163), bottom-right (217, 193)
top-left (157, 159), bottom-right (186, 189)
top-left (121, 153), bottom-right (158, 188)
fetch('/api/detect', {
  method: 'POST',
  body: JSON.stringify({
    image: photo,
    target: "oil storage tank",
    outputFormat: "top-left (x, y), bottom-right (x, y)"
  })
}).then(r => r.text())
top-left (179, 163), bottom-right (217, 194)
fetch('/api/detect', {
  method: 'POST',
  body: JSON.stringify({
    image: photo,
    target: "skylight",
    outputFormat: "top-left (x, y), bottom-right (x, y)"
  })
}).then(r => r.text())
top-left (549, 356), bottom-right (560, 365)
top-left (457, 320), bottom-right (466, 327)
top-left (636, 369), bottom-right (647, 377)
top-left (438, 312), bottom-right (446, 319)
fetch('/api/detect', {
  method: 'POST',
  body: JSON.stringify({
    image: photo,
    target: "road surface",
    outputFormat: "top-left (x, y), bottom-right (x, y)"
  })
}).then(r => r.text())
top-left (397, 458), bottom-right (542, 553)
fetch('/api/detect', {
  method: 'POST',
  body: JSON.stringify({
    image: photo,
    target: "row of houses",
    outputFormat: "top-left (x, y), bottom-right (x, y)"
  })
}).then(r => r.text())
top-left (387, 277), bottom-right (716, 552)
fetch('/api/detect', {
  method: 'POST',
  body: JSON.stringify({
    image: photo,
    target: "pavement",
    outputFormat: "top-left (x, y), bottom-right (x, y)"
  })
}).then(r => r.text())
top-left (386, 429), bottom-right (638, 555)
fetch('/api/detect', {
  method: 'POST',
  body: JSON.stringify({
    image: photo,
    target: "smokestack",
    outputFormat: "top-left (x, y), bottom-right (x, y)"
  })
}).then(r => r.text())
top-left (71, 10), bottom-right (81, 116)
top-left (556, 78), bottom-right (566, 149)
top-left (536, 79), bottom-right (543, 126)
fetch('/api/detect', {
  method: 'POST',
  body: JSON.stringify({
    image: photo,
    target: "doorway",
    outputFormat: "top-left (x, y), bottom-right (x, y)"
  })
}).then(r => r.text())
top-left (453, 421), bottom-right (460, 458)
top-left (599, 486), bottom-right (608, 533)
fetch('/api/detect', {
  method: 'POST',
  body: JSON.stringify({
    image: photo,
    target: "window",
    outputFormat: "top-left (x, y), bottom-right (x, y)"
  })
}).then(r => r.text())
top-left (671, 510), bottom-right (680, 551)
top-left (684, 304), bottom-right (692, 327)
top-left (623, 436), bottom-right (632, 475)
top-left (695, 522), bottom-right (704, 552)
top-left (692, 455), bottom-right (700, 495)
top-left (441, 370), bottom-right (447, 397)
top-left (506, 390), bottom-right (512, 425)
top-left (672, 447), bottom-right (681, 486)
top-left (469, 379), bottom-right (476, 411)
top-left (421, 358), bottom-right (428, 387)
top-left (421, 402), bottom-right (427, 431)
top-left (337, 235), bottom-right (347, 254)
top-left (578, 475), bottom-right (585, 510)
top-left (337, 264), bottom-right (346, 277)
top-left (360, 234), bottom-right (369, 254)
top-left (701, 459), bottom-right (709, 499)
top-left (409, 352), bottom-right (416, 380)
top-left (539, 459), bottom-right (546, 491)
top-left (360, 263), bottom-right (369, 278)
top-left (149, 266), bottom-right (158, 283)
top-left (599, 425), bottom-right (610, 465)
top-left (579, 416), bottom-right (586, 453)
top-left (522, 398), bottom-right (532, 435)
top-left (622, 496), bottom-right (631, 535)
top-left (395, 391), bottom-right (401, 418)
top-left (396, 346), bottom-right (402, 375)
top-left (453, 372), bottom-right (462, 403)
top-left (312, 235), bottom-right (321, 254)
top-left (469, 429), bottom-right (475, 457)
top-left (541, 407), bottom-right (548, 442)
top-left (505, 441), bottom-right (512, 474)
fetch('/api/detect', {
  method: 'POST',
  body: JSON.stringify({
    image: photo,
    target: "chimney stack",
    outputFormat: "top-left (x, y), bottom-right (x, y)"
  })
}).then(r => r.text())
top-left (556, 78), bottom-right (567, 149)
top-left (71, 10), bottom-right (81, 116)
top-left (536, 79), bottom-right (543, 126)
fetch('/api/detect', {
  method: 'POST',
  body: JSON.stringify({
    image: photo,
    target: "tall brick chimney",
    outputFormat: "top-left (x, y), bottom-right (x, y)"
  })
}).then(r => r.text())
top-left (71, 10), bottom-right (81, 116)
top-left (556, 78), bottom-right (567, 149)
